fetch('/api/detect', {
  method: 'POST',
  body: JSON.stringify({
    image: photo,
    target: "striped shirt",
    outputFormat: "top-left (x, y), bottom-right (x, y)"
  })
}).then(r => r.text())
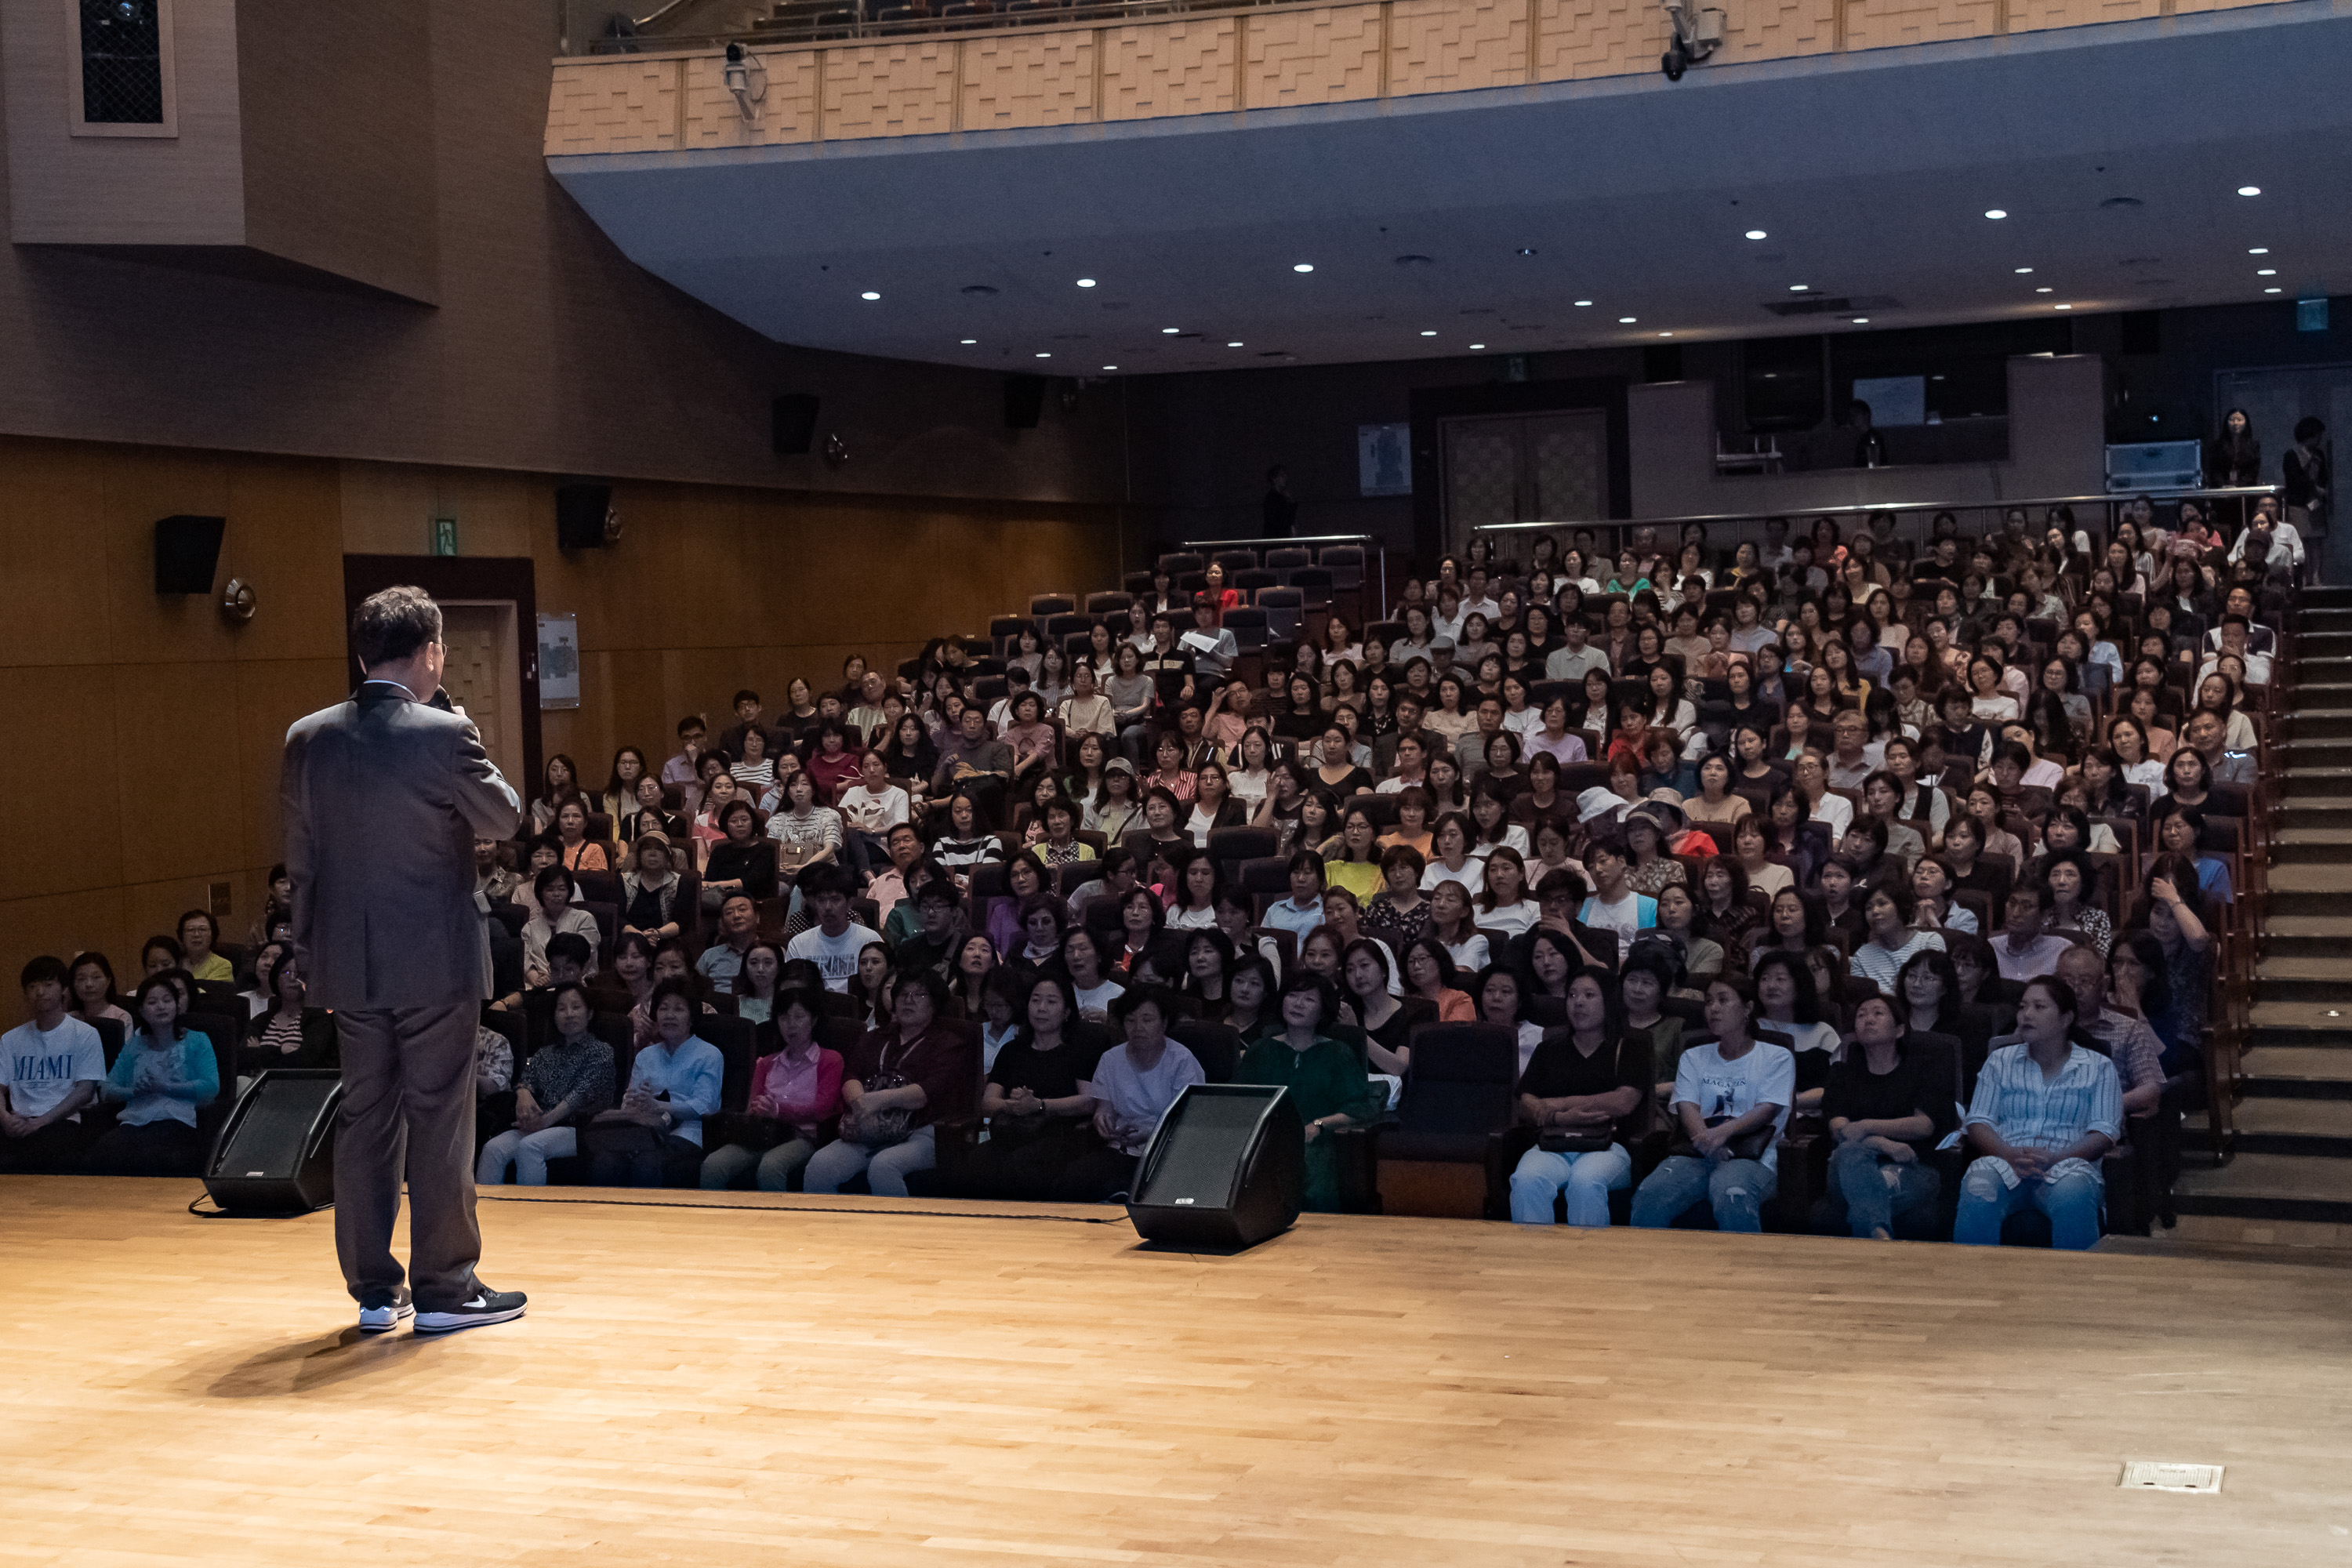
top-left (1963, 1041), bottom-right (2122, 1186)
top-left (1848, 928), bottom-right (1946, 996)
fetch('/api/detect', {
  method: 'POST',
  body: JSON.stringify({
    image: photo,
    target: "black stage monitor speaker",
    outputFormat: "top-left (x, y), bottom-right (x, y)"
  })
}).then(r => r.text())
top-left (556, 483), bottom-right (617, 550)
top-left (772, 393), bottom-right (821, 455)
top-left (154, 514), bottom-right (226, 594)
top-left (1126, 1083), bottom-right (1303, 1250)
top-left (203, 1069), bottom-right (342, 1214)
top-left (1004, 372), bottom-right (1047, 430)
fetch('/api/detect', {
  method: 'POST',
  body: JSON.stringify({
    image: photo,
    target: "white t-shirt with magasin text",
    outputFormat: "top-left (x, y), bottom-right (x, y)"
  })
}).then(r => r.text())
top-left (1671, 1040), bottom-right (1798, 1171)
top-left (786, 922), bottom-right (884, 992)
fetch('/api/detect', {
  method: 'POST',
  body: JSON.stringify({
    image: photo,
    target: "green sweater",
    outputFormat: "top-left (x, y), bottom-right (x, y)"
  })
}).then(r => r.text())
top-left (1236, 1035), bottom-right (1370, 1126)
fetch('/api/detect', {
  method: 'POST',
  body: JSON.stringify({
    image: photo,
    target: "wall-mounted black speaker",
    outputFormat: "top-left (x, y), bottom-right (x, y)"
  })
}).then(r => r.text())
top-left (1744, 334), bottom-right (1826, 433)
top-left (1125, 1083), bottom-right (1304, 1250)
top-left (1004, 373), bottom-right (1047, 430)
top-left (556, 483), bottom-right (617, 550)
top-left (772, 394), bottom-right (820, 455)
top-left (203, 1069), bottom-right (342, 1214)
top-left (2120, 311), bottom-right (2161, 356)
top-left (154, 514), bottom-right (226, 594)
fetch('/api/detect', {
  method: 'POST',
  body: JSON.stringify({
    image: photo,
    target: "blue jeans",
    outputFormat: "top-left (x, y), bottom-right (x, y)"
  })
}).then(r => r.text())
top-left (1827, 1140), bottom-right (1940, 1239)
top-left (1951, 1157), bottom-right (2102, 1249)
top-left (1508, 1142), bottom-right (1632, 1227)
top-left (1630, 1153), bottom-right (1776, 1232)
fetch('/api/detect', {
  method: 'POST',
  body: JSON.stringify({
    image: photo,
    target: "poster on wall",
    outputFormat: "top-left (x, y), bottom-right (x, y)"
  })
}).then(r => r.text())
top-left (1358, 423), bottom-right (1412, 496)
top-left (537, 613), bottom-right (580, 710)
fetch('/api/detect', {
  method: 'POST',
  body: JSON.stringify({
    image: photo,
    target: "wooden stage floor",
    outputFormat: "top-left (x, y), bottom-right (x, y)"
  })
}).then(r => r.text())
top-left (5, 1177), bottom-right (2350, 1567)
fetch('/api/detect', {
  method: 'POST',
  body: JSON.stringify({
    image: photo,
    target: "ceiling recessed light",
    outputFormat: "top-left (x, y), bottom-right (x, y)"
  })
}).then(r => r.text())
top-left (2015, 267), bottom-right (2034, 274)
top-left (1076, 278), bottom-right (1096, 288)
top-left (1102, 365), bottom-right (1117, 370)
top-left (1515, 248), bottom-right (1537, 256)
top-left (1984, 209), bottom-right (2008, 220)
top-left (1744, 229), bottom-right (1767, 240)
top-left (2249, 247), bottom-right (2270, 255)
top-left (1420, 331), bottom-right (1437, 336)
top-left (1161, 327), bottom-right (1180, 334)
top-left (1226, 340), bottom-right (1243, 347)
top-left (2258, 268), bottom-right (2277, 276)
top-left (960, 338), bottom-right (977, 344)
top-left (1292, 263), bottom-right (1315, 273)
top-left (859, 291), bottom-right (881, 300)
top-left (1573, 299), bottom-right (1593, 307)
top-left (1790, 285), bottom-right (1809, 292)
top-left (1469, 343), bottom-right (1486, 349)
top-left (2238, 185), bottom-right (2261, 197)
top-left (2036, 286), bottom-right (2053, 293)
top-left (2054, 303), bottom-right (2072, 310)
top-left (1618, 317), bottom-right (1637, 324)
top-left (2265, 287), bottom-right (2283, 294)
top-left (1851, 317), bottom-right (1870, 324)
top-left (1036, 351), bottom-right (1051, 357)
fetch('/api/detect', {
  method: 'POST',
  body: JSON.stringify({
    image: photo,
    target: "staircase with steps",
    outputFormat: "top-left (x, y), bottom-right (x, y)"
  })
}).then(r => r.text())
top-left (2175, 587), bottom-right (2352, 1226)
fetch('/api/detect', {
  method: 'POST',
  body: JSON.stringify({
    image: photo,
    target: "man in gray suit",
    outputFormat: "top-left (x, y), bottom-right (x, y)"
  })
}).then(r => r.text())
top-left (283, 586), bottom-right (527, 1335)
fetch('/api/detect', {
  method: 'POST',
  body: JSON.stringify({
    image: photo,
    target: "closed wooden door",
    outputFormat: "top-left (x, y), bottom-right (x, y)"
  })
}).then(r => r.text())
top-left (439, 602), bottom-right (521, 786)
top-left (1440, 410), bottom-right (1607, 557)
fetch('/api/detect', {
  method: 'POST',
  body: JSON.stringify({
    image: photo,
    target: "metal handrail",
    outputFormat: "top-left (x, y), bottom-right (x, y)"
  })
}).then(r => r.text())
top-left (568, 0), bottom-right (1279, 56)
top-left (1468, 485), bottom-right (2281, 536)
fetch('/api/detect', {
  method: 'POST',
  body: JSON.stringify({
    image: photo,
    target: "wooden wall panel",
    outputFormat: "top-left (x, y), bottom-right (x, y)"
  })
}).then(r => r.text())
top-left (1250, 6), bottom-right (1385, 108)
top-left (1843, 0), bottom-right (2002, 48)
top-left (964, 33), bottom-right (1098, 130)
top-left (1389, 0), bottom-right (1529, 98)
top-left (681, 50), bottom-right (823, 147)
top-left (1101, 20), bottom-right (1239, 121)
top-left (0, 434), bottom-right (1125, 975)
top-left (0, 666), bottom-right (127, 902)
top-left (822, 42), bottom-right (960, 139)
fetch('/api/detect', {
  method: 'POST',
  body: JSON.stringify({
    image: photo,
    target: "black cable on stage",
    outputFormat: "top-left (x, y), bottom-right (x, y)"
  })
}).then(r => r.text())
top-left (477, 1192), bottom-right (1129, 1225)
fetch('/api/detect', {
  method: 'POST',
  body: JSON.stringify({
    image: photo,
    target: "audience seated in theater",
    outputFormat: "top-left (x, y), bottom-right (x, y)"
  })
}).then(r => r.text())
top-left (478, 984), bottom-right (615, 1186)
top-left (68, 951), bottom-right (132, 1033)
top-left (730, 941), bottom-right (786, 1025)
top-left (805, 968), bottom-right (974, 1198)
top-left (237, 953), bottom-right (336, 1092)
top-left (700, 987), bottom-right (843, 1192)
top-left (1631, 978), bottom-right (1795, 1234)
top-left (588, 977), bottom-right (722, 1189)
top-left (83, 973), bottom-right (220, 1178)
top-left (1, 956), bottom-right (108, 1174)
top-left (695, 894), bottom-right (762, 992)
top-left (701, 799), bottom-right (777, 906)
top-left (1822, 993), bottom-right (1957, 1240)
top-left (1475, 964), bottom-right (1547, 1078)
top-left (617, 830), bottom-right (685, 948)
top-left (1510, 969), bottom-right (1653, 1229)
top-left (1262, 851), bottom-right (1328, 941)
top-left (176, 909), bottom-right (234, 984)
top-left (966, 971), bottom-right (1109, 1200)
top-left (2056, 946), bottom-right (2163, 1128)
top-left (523, 868), bottom-right (601, 989)
top-left (1994, 884), bottom-right (2072, 982)
top-left (1238, 971), bottom-right (1370, 1213)
top-left (139, 934), bottom-right (183, 978)
top-left (1954, 976), bottom-right (2121, 1250)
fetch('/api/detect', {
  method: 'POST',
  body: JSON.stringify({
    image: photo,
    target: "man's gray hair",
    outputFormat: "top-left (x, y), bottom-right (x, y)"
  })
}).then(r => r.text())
top-left (351, 585), bottom-right (442, 668)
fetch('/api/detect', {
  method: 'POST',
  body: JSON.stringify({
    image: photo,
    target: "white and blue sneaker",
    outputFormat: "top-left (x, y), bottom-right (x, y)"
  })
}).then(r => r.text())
top-left (358, 1295), bottom-right (415, 1334)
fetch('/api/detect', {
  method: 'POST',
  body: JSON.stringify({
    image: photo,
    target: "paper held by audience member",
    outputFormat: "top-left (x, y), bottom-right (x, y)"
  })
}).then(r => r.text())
top-left (1179, 630), bottom-right (1222, 655)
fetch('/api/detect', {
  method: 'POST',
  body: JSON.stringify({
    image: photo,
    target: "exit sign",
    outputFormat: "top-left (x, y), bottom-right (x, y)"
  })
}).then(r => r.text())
top-left (430, 517), bottom-right (459, 556)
